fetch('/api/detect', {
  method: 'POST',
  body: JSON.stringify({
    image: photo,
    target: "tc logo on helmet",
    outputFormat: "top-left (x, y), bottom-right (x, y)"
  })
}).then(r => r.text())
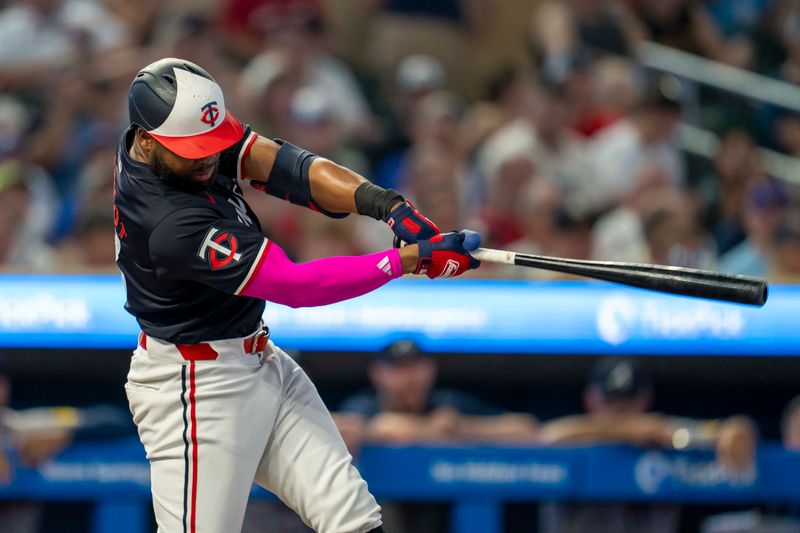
top-left (200, 101), bottom-right (220, 127)
top-left (198, 227), bottom-right (241, 269)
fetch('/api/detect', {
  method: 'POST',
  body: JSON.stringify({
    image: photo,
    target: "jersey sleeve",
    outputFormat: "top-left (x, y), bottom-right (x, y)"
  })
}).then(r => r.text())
top-left (217, 123), bottom-right (258, 181)
top-left (148, 208), bottom-right (269, 295)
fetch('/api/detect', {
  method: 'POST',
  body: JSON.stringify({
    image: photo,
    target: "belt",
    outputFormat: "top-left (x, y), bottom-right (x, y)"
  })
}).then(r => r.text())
top-left (138, 326), bottom-right (270, 361)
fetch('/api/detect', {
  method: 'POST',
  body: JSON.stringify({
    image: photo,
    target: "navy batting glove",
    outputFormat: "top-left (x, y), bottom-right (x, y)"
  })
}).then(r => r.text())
top-left (415, 230), bottom-right (481, 279)
top-left (384, 200), bottom-right (440, 245)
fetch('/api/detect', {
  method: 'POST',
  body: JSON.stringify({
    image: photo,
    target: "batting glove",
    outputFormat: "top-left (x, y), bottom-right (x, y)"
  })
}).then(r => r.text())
top-left (384, 200), bottom-right (440, 245)
top-left (415, 230), bottom-right (481, 279)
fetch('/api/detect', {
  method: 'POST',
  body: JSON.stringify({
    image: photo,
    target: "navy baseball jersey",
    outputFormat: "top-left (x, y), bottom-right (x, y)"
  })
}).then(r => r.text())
top-left (113, 126), bottom-right (269, 343)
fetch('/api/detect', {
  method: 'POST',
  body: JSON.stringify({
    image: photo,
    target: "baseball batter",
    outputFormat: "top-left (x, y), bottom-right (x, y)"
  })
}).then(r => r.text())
top-left (114, 58), bottom-right (480, 533)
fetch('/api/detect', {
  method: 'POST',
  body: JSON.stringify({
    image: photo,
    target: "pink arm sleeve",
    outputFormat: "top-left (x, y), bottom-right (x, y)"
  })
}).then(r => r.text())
top-left (239, 240), bottom-right (404, 307)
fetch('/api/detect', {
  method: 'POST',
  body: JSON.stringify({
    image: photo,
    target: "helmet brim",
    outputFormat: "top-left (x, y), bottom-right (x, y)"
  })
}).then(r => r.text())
top-left (149, 112), bottom-right (245, 160)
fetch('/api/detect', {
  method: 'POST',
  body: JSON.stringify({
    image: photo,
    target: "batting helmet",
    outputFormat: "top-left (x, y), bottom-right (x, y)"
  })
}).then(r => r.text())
top-left (128, 58), bottom-right (244, 159)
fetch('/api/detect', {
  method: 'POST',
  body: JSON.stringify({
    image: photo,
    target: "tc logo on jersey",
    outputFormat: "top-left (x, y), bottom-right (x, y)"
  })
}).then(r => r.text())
top-left (200, 101), bottom-right (220, 127)
top-left (198, 228), bottom-right (241, 269)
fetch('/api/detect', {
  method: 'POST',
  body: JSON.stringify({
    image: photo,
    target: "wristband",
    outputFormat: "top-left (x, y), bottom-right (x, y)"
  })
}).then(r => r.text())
top-left (354, 182), bottom-right (404, 220)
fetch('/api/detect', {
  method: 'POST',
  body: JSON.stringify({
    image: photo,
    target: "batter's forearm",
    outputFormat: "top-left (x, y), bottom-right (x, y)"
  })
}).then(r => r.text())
top-left (308, 158), bottom-right (367, 214)
top-left (240, 240), bottom-right (418, 307)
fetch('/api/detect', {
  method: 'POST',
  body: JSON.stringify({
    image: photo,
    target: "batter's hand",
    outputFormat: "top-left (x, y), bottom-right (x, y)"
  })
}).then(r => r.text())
top-left (415, 230), bottom-right (481, 279)
top-left (384, 200), bottom-right (440, 245)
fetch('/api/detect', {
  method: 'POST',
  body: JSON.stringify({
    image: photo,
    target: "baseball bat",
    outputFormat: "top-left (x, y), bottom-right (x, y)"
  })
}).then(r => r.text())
top-left (470, 248), bottom-right (768, 306)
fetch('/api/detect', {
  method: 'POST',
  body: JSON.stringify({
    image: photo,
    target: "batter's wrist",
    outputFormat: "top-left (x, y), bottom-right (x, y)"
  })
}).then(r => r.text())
top-left (398, 245), bottom-right (420, 274)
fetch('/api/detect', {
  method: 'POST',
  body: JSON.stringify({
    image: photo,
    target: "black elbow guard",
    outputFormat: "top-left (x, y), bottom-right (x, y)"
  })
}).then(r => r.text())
top-left (257, 139), bottom-right (348, 219)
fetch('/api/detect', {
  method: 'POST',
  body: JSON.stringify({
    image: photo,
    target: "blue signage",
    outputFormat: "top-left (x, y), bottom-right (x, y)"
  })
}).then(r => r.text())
top-left (0, 275), bottom-right (796, 355)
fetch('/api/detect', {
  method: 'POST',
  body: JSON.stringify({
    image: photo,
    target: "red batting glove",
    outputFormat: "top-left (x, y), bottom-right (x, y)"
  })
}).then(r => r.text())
top-left (415, 231), bottom-right (481, 279)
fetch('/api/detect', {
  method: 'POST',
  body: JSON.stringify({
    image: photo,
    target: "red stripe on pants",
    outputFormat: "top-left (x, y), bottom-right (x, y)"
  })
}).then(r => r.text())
top-left (189, 361), bottom-right (198, 533)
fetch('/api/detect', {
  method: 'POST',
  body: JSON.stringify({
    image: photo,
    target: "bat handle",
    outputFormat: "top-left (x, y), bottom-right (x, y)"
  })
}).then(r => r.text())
top-left (471, 247), bottom-right (516, 265)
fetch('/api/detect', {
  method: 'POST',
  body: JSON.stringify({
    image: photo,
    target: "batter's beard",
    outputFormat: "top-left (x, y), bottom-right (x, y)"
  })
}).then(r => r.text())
top-left (148, 149), bottom-right (218, 190)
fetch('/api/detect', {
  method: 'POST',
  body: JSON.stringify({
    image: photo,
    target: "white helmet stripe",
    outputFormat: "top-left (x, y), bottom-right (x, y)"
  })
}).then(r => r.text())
top-left (149, 68), bottom-right (227, 137)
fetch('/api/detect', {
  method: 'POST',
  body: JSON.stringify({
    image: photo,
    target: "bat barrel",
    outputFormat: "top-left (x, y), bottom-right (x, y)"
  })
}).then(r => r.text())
top-left (513, 254), bottom-right (767, 306)
top-left (472, 248), bottom-right (768, 306)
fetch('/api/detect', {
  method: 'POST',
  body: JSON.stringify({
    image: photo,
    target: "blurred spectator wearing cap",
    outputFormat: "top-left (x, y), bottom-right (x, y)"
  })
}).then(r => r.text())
top-left (238, 49), bottom-right (301, 139)
top-left (336, 340), bottom-right (537, 450)
top-left (286, 85), bottom-right (370, 177)
top-left (538, 357), bottom-right (758, 533)
top-left (719, 178), bottom-right (789, 278)
top-left (335, 340), bottom-right (537, 533)
top-left (376, 54), bottom-right (447, 159)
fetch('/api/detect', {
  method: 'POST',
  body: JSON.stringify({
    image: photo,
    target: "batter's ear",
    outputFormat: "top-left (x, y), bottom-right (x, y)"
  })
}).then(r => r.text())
top-left (135, 128), bottom-right (156, 152)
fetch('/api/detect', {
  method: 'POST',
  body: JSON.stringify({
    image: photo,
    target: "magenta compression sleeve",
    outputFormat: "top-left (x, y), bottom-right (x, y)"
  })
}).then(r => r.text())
top-left (238, 240), bottom-right (403, 307)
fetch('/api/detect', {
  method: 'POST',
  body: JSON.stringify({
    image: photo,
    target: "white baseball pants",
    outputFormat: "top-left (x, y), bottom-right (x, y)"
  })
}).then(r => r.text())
top-left (125, 332), bottom-right (382, 533)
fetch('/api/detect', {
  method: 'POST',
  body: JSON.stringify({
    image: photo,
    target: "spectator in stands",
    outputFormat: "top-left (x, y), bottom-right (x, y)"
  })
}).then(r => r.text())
top-left (337, 340), bottom-right (538, 450)
top-left (161, 12), bottom-right (242, 108)
top-left (335, 340), bottom-right (538, 533)
top-left (55, 208), bottom-right (118, 273)
top-left (0, 95), bottom-right (30, 161)
top-left (0, 0), bottom-right (129, 90)
top-left (590, 176), bottom-right (699, 265)
top-left (774, 113), bottom-right (800, 156)
top-left (632, 0), bottom-right (752, 67)
top-left (698, 391), bottom-right (800, 533)
top-left (587, 83), bottom-right (684, 214)
top-left (218, 0), bottom-right (321, 61)
top-left (390, 54), bottom-right (447, 144)
top-left (571, 0), bottom-right (646, 57)
top-left (286, 85), bottom-right (370, 176)
top-left (768, 209), bottom-right (800, 283)
top-left (694, 129), bottom-right (761, 255)
top-left (377, 89), bottom-right (464, 195)
top-left (538, 357), bottom-right (758, 533)
top-left (500, 180), bottom-right (595, 279)
top-left (238, 48), bottom-right (301, 139)
top-left (643, 193), bottom-right (717, 269)
top-left (473, 122), bottom-right (538, 247)
top-left (719, 178), bottom-right (789, 277)
top-left (782, 395), bottom-right (800, 450)
top-left (570, 56), bottom-right (637, 139)
top-left (0, 160), bottom-right (58, 272)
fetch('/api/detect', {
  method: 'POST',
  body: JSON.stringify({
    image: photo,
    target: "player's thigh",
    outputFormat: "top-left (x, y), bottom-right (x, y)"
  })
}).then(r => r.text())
top-left (254, 347), bottom-right (381, 533)
top-left (127, 353), bottom-right (278, 532)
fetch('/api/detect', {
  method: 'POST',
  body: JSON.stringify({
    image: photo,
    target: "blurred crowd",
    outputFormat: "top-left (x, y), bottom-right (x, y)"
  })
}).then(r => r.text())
top-left (0, 0), bottom-right (799, 280)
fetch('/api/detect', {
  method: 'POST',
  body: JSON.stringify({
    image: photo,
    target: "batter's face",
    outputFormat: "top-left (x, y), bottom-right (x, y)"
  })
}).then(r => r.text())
top-left (136, 130), bottom-right (219, 184)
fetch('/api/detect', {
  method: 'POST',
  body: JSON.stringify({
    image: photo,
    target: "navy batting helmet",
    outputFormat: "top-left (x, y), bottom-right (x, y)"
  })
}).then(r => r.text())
top-left (128, 58), bottom-right (244, 159)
